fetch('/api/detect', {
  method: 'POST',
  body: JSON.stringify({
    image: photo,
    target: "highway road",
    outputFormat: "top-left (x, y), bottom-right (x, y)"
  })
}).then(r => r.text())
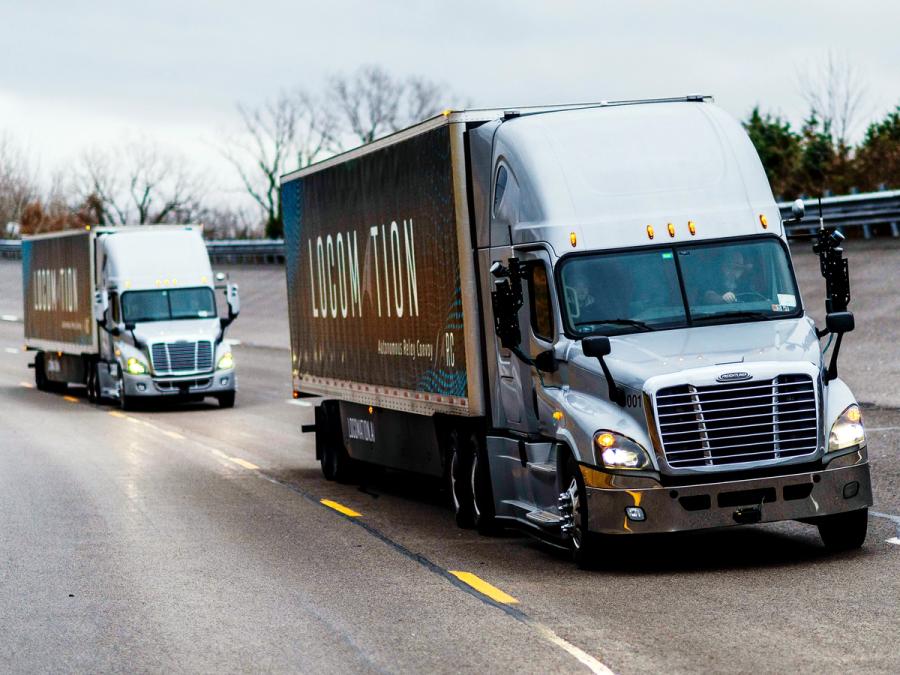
top-left (1, 239), bottom-right (899, 673)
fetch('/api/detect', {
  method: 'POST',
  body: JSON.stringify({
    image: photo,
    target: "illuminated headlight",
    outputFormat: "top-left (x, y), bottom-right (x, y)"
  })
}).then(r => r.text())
top-left (126, 357), bottom-right (147, 375)
top-left (217, 352), bottom-right (234, 370)
top-left (594, 431), bottom-right (651, 470)
top-left (829, 404), bottom-right (865, 451)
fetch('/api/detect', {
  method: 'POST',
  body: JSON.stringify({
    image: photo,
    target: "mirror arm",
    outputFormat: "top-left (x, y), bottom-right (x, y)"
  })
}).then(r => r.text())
top-left (596, 355), bottom-right (626, 407)
top-left (825, 331), bottom-right (845, 384)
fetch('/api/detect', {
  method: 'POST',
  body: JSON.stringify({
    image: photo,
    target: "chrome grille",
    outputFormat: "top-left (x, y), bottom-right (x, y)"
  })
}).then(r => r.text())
top-left (655, 374), bottom-right (818, 469)
top-left (150, 341), bottom-right (213, 374)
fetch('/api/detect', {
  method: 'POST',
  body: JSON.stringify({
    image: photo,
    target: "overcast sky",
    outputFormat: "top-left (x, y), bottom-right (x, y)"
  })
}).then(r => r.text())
top-left (1, 0), bottom-right (898, 205)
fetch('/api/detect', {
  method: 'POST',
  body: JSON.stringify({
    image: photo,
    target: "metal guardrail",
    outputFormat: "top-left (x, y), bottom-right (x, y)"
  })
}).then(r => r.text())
top-left (2, 190), bottom-right (898, 264)
top-left (778, 190), bottom-right (900, 239)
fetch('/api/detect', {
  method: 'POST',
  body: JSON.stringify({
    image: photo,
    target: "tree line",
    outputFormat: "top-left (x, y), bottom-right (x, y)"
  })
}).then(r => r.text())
top-left (2, 59), bottom-right (898, 239)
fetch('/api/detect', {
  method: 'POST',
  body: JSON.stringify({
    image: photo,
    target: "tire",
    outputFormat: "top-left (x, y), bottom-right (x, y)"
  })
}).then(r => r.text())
top-left (86, 361), bottom-right (98, 403)
top-left (319, 403), bottom-right (354, 482)
top-left (448, 428), bottom-right (475, 529)
top-left (217, 391), bottom-right (236, 409)
top-left (563, 454), bottom-right (601, 569)
top-left (34, 352), bottom-right (49, 391)
top-left (471, 435), bottom-right (500, 535)
top-left (817, 508), bottom-right (868, 552)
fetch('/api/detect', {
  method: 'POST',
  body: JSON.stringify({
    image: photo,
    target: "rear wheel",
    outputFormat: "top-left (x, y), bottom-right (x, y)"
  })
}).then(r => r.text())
top-left (448, 428), bottom-right (475, 529)
top-left (318, 403), bottom-right (354, 482)
top-left (817, 508), bottom-right (868, 552)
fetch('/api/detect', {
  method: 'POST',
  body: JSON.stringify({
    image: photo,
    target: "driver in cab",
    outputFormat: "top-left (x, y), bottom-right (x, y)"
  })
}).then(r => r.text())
top-left (703, 249), bottom-right (752, 304)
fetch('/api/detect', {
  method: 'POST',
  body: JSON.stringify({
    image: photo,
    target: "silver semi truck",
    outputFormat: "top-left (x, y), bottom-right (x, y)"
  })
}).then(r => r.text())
top-left (281, 97), bottom-right (871, 565)
top-left (23, 226), bottom-right (240, 409)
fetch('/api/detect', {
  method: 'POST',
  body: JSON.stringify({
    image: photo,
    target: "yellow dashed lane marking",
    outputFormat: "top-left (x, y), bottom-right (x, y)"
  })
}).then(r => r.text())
top-left (108, 411), bottom-right (126, 418)
top-left (449, 571), bottom-right (519, 604)
top-left (228, 456), bottom-right (259, 470)
top-left (320, 499), bottom-right (362, 517)
top-left (63, 395), bottom-right (79, 403)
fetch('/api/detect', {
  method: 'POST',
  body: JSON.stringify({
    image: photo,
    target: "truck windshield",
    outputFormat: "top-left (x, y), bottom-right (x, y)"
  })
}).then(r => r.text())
top-left (121, 288), bottom-right (217, 323)
top-left (559, 238), bottom-right (801, 336)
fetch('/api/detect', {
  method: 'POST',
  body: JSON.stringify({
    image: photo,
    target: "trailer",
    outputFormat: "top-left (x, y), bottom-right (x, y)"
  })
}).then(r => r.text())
top-left (282, 98), bottom-right (871, 565)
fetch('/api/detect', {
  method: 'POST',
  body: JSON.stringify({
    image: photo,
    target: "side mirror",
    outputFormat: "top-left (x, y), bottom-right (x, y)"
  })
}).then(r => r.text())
top-left (93, 290), bottom-right (109, 323)
top-left (533, 350), bottom-right (558, 373)
top-left (226, 283), bottom-right (240, 317)
top-left (582, 336), bottom-right (611, 358)
top-left (826, 311), bottom-right (854, 334)
top-left (791, 199), bottom-right (805, 221)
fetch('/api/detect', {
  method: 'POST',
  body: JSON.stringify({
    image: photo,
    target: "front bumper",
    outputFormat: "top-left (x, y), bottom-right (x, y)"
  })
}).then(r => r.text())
top-left (122, 369), bottom-right (236, 397)
top-left (585, 458), bottom-right (872, 535)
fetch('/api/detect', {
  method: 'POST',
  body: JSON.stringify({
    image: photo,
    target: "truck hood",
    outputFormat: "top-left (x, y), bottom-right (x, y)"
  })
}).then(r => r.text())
top-left (572, 317), bottom-right (822, 391)
top-left (132, 318), bottom-right (221, 344)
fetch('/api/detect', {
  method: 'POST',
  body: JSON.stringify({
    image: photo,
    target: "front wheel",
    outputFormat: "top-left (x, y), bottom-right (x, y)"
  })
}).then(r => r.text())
top-left (817, 508), bottom-right (868, 552)
top-left (562, 455), bottom-right (601, 569)
top-left (471, 439), bottom-right (500, 535)
top-left (217, 392), bottom-right (236, 409)
top-left (448, 429), bottom-right (475, 529)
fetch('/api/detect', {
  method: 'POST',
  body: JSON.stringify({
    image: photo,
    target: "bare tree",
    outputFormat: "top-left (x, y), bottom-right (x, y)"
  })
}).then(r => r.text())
top-left (222, 90), bottom-right (334, 238)
top-left (75, 138), bottom-right (205, 225)
top-left (798, 52), bottom-right (869, 148)
top-left (327, 65), bottom-right (449, 146)
top-left (0, 132), bottom-right (38, 231)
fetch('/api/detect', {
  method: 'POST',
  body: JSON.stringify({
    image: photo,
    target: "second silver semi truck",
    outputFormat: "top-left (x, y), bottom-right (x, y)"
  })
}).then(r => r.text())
top-left (281, 97), bottom-right (871, 565)
top-left (23, 226), bottom-right (240, 409)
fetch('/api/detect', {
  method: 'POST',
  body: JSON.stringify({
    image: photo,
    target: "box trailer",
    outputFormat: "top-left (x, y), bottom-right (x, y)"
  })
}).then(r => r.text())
top-left (23, 226), bottom-right (240, 408)
top-left (282, 97), bottom-right (871, 565)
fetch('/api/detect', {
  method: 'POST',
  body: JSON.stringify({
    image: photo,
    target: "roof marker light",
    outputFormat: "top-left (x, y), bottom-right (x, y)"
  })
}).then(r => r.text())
top-left (688, 220), bottom-right (697, 235)
top-left (569, 231), bottom-right (577, 247)
top-left (667, 223), bottom-right (676, 238)
top-left (646, 225), bottom-right (655, 240)
top-left (759, 214), bottom-right (769, 229)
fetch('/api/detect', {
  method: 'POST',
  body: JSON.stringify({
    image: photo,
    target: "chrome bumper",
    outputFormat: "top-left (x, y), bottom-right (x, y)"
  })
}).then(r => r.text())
top-left (122, 369), bottom-right (236, 397)
top-left (585, 459), bottom-right (872, 535)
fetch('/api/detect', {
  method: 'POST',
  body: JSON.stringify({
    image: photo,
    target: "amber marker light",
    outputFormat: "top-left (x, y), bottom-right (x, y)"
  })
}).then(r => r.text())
top-left (846, 406), bottom-right (862, 423)
top-left (595, 432), bottom-right (616, 448)
top-left (646, 225), bottom-right (655, 240)
top-left (368, 405), bottom-right (374, 414)
top-left (667, 222), bottom-right (676, 238)
top-left (759, 214), bottom-right (769, 229)
top-left (552, 410), bottom-right (564, 422)
top-left (292, 390), bottom-right (300, 399)
top-left (688, 220), bottom-right (697, 235)
top-left (569, 231), bottom-right (577, 247)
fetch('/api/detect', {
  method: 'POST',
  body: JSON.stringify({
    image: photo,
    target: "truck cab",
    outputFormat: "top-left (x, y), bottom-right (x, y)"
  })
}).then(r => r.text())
top-left (474, 101), bottom-right (870, 562)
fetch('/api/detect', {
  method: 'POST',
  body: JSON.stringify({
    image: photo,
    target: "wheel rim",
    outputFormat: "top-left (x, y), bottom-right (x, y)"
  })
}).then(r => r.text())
top-left (470, 451), bottom-right (481, 520)
top-left (450, 450), bottom-right (461, 512)
top-left (567, 477), bottom-right (584, 550)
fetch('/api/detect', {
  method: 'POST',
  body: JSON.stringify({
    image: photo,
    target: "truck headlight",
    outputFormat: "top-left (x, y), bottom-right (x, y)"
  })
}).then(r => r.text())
top-left (126, 357), bottom-right (147, 375)
top-left (829, 404), bottom-right (865, 451)
top-left (217, 352), bottom-right (234, 370)
top-left (594, 431), bottom-right (651, 470)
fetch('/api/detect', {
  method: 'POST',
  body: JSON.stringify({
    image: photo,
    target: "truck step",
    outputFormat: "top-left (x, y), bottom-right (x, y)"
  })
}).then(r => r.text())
top-left (526, 461), bottom-right (556, 475)
top-left (524, 509), bottom-right (563, 526)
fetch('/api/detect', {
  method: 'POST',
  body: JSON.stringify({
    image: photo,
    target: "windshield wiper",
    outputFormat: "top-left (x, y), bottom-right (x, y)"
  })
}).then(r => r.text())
top-left (573, 318), bottom-right (653, 332)
top-left (692, 310), bottom-right (772, 324)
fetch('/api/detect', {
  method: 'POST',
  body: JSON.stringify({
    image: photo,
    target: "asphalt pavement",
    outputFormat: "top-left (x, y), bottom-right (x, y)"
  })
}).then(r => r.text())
top-left (0, 238), bottom-right (899, 673)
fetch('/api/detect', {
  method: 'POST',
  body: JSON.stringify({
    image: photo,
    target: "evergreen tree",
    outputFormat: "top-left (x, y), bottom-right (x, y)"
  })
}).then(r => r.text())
top-left (854, 105), bottom-right (900, 191)
top-left (743, 107), bottom-right (801, 199)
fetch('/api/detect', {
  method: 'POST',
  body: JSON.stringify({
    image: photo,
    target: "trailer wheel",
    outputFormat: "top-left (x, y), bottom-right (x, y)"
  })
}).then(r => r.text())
top-left (34, 352), bottom-right (49, 391)
top-left (471, 437), bottom-right (500, 535)
top-left (447, 428), bottom-right (476, 528)
top-left (563, 455), bottom-right (600, 569)
top-left (817, 508), bottom-right (868, 552)
top-left (86, 362), bottom-right (98, 403)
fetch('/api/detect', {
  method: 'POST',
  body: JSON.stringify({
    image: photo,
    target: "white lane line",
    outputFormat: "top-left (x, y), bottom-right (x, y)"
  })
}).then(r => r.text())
top-left (1, 314), bottom-right (19, 322)
top-left (286, 399), bottom-right (312, 407)
top-left (5, 347), bottom-right (19, 354)
top-left (866, 427), bottom-right (900, 432)
top-left (887, 538), bottom-right (900, 546)
top-left (871, 511), bottom-right (900, 524)
top-left (225, 338), bottom-right (242, 346)
top-left (528, 621), bottom-right (615, 675)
